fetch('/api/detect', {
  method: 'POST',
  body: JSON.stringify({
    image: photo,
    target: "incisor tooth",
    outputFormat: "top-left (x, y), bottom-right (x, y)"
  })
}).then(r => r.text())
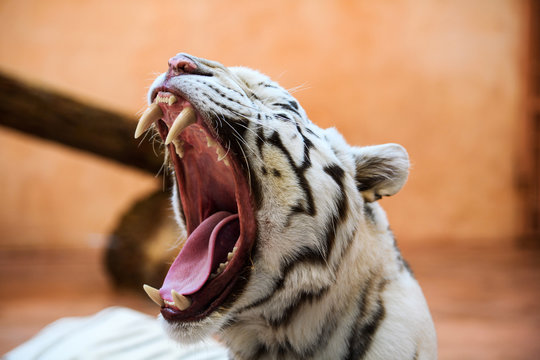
top-left (171, 290), bottom-right (192, 310)
top-left (134, 103), bottom-right (163, 139)
top-left (165, 107), bottom-right (197, 145)
top-left (143, 284), bottom-right (164, 307)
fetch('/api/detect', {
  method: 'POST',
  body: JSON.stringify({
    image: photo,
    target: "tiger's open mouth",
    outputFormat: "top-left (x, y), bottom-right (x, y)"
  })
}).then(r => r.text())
top-left (135, 90), bottom-right (256, 322)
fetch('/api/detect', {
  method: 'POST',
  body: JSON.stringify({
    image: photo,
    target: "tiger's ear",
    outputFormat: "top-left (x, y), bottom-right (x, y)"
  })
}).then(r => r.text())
top-left (352, 143), bottom-right (409, 202)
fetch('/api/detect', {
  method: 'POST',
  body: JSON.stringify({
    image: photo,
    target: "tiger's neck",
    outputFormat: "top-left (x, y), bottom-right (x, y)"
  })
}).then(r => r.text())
top-left (220, 216), bottom-right (403, 360)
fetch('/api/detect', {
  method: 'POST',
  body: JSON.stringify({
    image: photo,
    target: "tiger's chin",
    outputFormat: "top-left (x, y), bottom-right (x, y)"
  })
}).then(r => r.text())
top-left (158, 313), bottom-right (224, 344)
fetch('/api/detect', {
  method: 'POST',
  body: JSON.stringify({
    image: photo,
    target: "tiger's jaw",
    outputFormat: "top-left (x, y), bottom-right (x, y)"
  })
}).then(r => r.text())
top-left (136, 89), bottom-right (256, 323)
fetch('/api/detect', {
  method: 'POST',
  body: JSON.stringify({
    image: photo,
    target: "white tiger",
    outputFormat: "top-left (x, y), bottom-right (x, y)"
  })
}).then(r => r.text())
top-left (135, 53), bottom-right (437, 359)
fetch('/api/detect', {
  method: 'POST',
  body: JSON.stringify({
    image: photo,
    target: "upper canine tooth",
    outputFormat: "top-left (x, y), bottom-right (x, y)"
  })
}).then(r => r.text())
top-left (134, 103), bottom-right (163, 139)
top-left (165, 107), bottom-right (196, 145)
top-left (168, 95), bottom-right (177, 106)
top-left (171, 290), bottom-right (192, 310)
top-left (143, 284), bottom-right (164, 307)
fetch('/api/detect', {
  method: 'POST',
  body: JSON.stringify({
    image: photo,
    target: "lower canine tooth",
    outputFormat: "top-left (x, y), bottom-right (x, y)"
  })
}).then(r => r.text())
top-left (143, 284), bottom-right (164, 307)
top-left (171, 290), bottom-right (192, 310)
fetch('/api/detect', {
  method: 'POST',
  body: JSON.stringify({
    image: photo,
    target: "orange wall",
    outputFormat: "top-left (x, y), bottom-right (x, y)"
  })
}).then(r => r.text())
top-left (0, 0), bottom-right (527, 247)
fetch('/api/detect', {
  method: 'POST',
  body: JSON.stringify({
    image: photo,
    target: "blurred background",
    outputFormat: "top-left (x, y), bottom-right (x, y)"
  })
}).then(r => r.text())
top-left (0, 0), bottom-right (538, 359)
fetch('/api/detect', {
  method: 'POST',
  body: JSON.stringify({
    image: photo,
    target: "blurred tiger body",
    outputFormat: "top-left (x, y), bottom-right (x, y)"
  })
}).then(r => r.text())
top-left (140, 54), bottom-right (437, 359)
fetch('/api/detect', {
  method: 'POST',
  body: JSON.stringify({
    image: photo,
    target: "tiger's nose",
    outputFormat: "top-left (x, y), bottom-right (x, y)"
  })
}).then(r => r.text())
top-left (168, 54), bottom-right (198, 76)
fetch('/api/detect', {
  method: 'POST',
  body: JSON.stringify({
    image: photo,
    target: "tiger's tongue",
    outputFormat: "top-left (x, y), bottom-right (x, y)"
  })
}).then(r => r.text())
top-left (160, 211), bottom-right (239, 299)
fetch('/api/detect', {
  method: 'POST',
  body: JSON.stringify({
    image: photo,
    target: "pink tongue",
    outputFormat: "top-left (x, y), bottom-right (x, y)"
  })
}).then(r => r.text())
top-left (159, 211), bottom-right (239, 299)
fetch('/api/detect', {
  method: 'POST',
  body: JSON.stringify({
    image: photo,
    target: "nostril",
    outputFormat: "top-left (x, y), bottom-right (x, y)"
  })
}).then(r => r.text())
top-left (168, 54), bottom-right (197, 75)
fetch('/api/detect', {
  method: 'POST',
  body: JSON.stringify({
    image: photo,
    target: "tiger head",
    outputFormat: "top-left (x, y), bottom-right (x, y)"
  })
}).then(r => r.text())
top-left (137, 53), bottom-right (409, 344)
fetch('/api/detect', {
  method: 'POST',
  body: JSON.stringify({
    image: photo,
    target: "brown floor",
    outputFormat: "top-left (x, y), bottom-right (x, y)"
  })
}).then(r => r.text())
top-left (0, 243), bottom-right (539, 359)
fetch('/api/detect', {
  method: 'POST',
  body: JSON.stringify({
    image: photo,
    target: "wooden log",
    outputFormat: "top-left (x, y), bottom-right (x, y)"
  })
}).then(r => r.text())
top-left (0, 72), bottom-right (163, 174)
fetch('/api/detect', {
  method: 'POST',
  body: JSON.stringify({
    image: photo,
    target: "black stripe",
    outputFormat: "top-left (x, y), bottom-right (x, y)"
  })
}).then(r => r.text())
top-left (305, 127), bottom-right (320, 138)
top-left (253, 343), bottom-right (268, 358)
top-left (275, 112), bottom-right (293, 122)
top-left (198, 82), bottom-right (252, 121)
top-left (390, 231), bottom-right (414, 277)
top-left (322, 164), bottom-right (348, 261)
top-left (230, 341), bottom-right (267, 360)
top-left (273, 338), bottom-right (305, 359)
top-left (300, 306), bottom-right (341, 358)
top-left (255, 124), bottom-right (265, 157)
top-left (206, 97), bottom-right (245, 119)
top-left (274, 102), bottom-right (301, 116)
top-left (267, 131), bottom-right (316, 217)
top-left (249, 90), bottom-right (261, 101)
top-left (243, 339), bottom-right (294, 359)
top-left (234, 285), bottom-right (278, 313)
top-left (344, 279), bottom-right (387, 360)
top-left (323, 164), bottom-right (345, 186)
top-left (202, 80), bottom-right (244, 98)
top-left (364, 203), bottom-right (375, 223)
top-left (266, 286), bottom-right (330, 328)
top-left (249, 163), bottom-right (264, 210)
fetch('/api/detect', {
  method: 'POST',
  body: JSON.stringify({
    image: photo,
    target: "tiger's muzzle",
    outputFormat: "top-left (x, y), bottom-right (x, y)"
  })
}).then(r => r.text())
top-left (135, 54), bottom-right (257, 322)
